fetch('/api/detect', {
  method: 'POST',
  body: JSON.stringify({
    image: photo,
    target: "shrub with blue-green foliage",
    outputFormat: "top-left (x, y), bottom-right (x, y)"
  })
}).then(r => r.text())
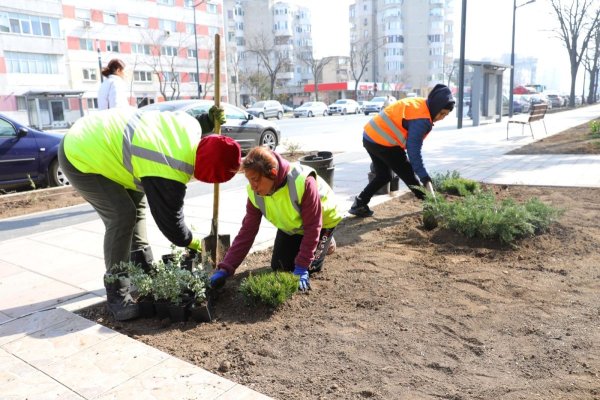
top-left (240, 271), bottom-right (298, 308)
top-left (422, 189), bottom-right (563, 245)
top-left (431, 170), bottom-right (481, 196)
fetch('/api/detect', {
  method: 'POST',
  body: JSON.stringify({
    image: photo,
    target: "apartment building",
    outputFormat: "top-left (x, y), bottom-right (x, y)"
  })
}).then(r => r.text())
top-left (0, 0), bottom-right (223, 128)
top-left (222, 0), bottom-right (314, 106)
top-left (349, 0), bottom-right (455, 96)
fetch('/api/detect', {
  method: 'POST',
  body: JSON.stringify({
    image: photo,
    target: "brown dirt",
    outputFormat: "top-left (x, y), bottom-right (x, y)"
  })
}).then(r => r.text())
top-left (77, 185), bottom-right (600, 400)
top-left (4, 126), bottom-right (600, 400)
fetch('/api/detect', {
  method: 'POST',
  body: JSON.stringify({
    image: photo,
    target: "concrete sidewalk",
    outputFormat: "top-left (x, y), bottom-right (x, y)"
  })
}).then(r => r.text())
top-left (1, 104), bottom-right (600, 399)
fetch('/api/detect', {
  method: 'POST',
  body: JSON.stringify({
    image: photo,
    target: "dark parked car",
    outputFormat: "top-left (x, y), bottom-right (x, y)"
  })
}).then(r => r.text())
top-left (141, 99), bottom-right (281, 152)
top-left (0, 113), bottom-right (69, 191)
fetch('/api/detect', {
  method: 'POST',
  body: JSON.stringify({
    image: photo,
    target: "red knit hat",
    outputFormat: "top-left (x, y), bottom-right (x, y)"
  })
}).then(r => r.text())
top-left (194, 135), bottom-right (241, 183)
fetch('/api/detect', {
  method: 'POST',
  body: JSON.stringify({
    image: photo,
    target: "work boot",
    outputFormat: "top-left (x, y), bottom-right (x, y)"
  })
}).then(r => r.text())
top-left (130, 246), bottom-right (154, 274)
top-left (348, 196), bottom-right (374, 217)
top-left (103, 273), bottom-right (139, 321)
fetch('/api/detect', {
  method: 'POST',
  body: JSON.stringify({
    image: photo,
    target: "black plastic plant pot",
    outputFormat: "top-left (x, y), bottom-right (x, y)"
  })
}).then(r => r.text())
top-left (189, 301), bottom-right (212, 323)
top-left (154, 301), bottom-right (170, 319)
top-left (168, 303), bottom-right (189, 322)
top-left (138, 297), bottom-right (156, 319)
top-left (161, 254), bottom-right (176, 265)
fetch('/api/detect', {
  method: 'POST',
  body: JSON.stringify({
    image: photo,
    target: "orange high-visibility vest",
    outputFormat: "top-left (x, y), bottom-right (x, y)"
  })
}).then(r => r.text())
top-left (363, 97), bottom-right (432, 148)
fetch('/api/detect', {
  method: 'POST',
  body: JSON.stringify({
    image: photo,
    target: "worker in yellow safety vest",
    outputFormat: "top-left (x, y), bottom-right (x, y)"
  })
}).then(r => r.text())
top-left (349, 84), bottom-right (455, 217)
top-left (209, 146), bottom-right (343, 292)
top-left (58, 106), bottom-right (241, 320)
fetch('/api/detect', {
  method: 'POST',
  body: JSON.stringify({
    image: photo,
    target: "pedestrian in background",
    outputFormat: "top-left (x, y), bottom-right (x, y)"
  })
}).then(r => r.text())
top-left (209, 146), bottom-right (343, 292)
top-left (98, 58), bottom-right (130, 110)
top-left (349, 84), bottom-right (455, 217)
top-left (58, 106), bottom-right (237, 320)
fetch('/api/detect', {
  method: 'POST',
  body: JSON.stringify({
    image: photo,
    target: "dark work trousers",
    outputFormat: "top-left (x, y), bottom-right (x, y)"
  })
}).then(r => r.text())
top-left (271, 227), bottom-right (336, 274)
top-left (58, 139), bottom-right (149, 271)
top-left (358, 138), bottom-right (423, 203)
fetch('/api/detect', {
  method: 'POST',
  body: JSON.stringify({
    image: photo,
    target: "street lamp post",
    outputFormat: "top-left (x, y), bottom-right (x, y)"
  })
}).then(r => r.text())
top-left (96, 39), bottom-right (103, 83)
top-left (193, 2), bottom-right (201, 99)
top-left (509, 0), bottom-right (535, 117)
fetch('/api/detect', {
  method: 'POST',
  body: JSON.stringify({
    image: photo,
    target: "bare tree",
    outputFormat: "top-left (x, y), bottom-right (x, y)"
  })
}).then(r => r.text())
top-left (348, 37), bottom-right (386, 100)
top-left (296, 48), bottom-right (333, 102)
top-left (582, 26), bottom-right (600, 103)
top-left (227, 52), bottom-right (243, 106)
top-left (348, 39), bottom-right (371, 100)
top-left (140, 30), bottom-right (191, 101)
top-left (549, 0), bottom-right (600, 107)
top-left (245, 33), bottom-right (290, 99)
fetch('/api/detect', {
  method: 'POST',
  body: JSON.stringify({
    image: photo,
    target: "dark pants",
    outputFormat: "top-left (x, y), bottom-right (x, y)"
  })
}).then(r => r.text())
top-left (271, 227), bottom-right (335, 274)
top-left (358, 138), bottom-right (423, 203)
top-left (58, 139), bottom-right (149, 271)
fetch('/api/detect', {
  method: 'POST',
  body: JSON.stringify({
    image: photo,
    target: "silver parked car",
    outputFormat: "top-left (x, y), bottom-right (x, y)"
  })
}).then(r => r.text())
top-left (141, 100), bottom-right (281, 152)
top-left (293, 101), bottom-right (329, 118)
top-left (246, 100), bottom-right (284, 120)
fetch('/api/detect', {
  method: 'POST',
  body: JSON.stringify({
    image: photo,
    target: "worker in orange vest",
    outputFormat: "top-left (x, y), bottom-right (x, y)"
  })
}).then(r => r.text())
top-left (349, 84), bottom-right (455, 217)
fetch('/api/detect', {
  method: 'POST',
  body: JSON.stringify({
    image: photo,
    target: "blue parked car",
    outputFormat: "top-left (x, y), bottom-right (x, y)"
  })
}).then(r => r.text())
top-left (0, 113), bottom-right (69, 191)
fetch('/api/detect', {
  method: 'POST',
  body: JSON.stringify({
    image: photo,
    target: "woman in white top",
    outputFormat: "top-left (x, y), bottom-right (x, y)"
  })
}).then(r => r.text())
top-left (98, 59), bottom-right (130, 110)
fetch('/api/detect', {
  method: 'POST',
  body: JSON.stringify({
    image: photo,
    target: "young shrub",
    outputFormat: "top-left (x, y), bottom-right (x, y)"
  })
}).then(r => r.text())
top-left (589, 120), bottom-right (600, 136)
top-left (439, 177), bottom-right (481, 196)
top-left (432, 170), bottom-right (480, 196)
top-left (426, 190), bottom-right (562, 245)
top-left (239, 271), bottom-right (298, 308)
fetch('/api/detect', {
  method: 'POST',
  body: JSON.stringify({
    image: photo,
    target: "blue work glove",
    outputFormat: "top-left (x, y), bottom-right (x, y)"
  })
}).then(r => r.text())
top-left (293, 265), bottom-right (311, 292)
top-left (210, 269), bottom-right (229, 289)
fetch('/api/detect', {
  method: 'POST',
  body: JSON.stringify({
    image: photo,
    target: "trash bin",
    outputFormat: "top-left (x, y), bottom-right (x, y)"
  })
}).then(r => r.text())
top-left (368, 162), bottom-right (399, 195)
top-left (299, 151), bottom-right (335, 187)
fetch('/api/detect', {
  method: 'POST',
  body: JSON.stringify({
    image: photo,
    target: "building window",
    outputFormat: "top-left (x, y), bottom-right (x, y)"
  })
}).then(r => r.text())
top-left (159, 19), bottom-right (177, 32)
top-left (132, 43), bottom-right (151, 55)
top-left (0, 12), bottom-right (60, 38)
top-left (162, 71), bottom-right (180, 82)
top-left (161, 46), bottom-right (178, 57)
top-left (189, 72), bottom-right (198, 82)
top-left (5, 51), bottom-right (59, 74)
top-left (79, 38), bottom-right (94, 51)
top-left (87, 98), bottom-right (98, 109)
top-left (103, 13), bottom-right (117, 24)
top-left (106, 41), bottom-right (120, 52)
top-left (207, 4), bottom-right (218, 13)
top-left (188, 48), bottom-right (197, 58)
top-left (157, 0), bottom-right (174, 5)
top-left (82, 68), bottom-right (98, 81)
top-left (129, 16), bottom-right (148, 28)
top-left (134, 70), bottom-right (153, 82)
top-left (186, 23), bottom-right (195, 34)
top-left (75, 8), bottom-right (91, 20)
top-left (16, 96), bottom-right (27, 110)
top-left (136, 97), bottom-right (154, 107)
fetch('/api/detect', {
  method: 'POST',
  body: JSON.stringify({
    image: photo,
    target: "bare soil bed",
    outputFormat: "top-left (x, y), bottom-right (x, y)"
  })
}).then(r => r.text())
top-left (3, 121), bottom-right (600, 399)
top-left (77, 184), bottom-right (600, 399)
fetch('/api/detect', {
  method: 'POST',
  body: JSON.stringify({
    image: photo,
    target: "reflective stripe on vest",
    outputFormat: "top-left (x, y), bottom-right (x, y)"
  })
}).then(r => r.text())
top-left (366, 110), bottom-right (407, 147)
top-left (121, 112), bottom-right (195, 191)
top-left (254, 170), bottom-right (301, 217)
top-left (364, 98), bottom-right (431, 148)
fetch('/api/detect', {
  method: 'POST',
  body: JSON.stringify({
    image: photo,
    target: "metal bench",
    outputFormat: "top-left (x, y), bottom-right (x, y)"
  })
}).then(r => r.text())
top-left (506, 103), bottom-right (548, 140)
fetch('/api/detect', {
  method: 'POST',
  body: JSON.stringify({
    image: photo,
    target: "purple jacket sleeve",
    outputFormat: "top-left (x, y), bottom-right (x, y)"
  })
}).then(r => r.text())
top-left (294, 175), bottom-right (322, 269)
top-left (217, 198), bottom-right (262, 275)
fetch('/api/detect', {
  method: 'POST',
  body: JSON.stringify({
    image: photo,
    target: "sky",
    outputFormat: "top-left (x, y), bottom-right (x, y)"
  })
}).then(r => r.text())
top-left (296, 0), bottom-right (577, 93)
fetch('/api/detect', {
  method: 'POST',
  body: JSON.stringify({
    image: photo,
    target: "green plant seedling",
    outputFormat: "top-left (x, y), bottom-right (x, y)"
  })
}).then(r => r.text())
top-left (240, 271), bottom-right (298, 308)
